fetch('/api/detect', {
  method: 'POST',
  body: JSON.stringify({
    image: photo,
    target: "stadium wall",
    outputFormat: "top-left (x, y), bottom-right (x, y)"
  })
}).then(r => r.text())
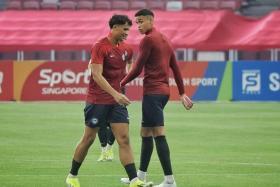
top-left (0, 61), bottom-right (13, 101)
top-left (0, 61), bottom-right (279, 101)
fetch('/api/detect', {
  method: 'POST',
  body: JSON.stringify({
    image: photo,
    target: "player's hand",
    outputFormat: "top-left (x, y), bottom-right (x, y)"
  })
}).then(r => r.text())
top-left (120, 80), bottom-right (125, 87)
top-left (180, 94), bottom-right (193, 110)
top-left (114, 93), bottom-right (131, 106)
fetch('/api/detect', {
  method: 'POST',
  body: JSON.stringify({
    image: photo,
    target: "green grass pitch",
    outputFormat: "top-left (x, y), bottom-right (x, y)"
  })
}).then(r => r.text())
top-left (0, 102), bottom-right (280, 187)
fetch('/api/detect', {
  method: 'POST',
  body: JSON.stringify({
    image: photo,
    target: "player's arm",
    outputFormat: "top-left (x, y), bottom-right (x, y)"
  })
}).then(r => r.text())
top-left (90, 63), bottom-right (130, 106)
top-left (170, 53), bottom-right (193, 110)
top-left (121, 37), bottom-right (152, 86)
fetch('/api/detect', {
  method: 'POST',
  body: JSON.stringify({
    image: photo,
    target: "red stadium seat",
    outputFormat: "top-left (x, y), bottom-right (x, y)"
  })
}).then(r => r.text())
top-left (111, 0), bottom-right (129, 10)
top-left (130, 1), bottom-right (147, 10)
top-left (201, 0), bottom-right (220, 9)
top-left (147, 0), bottom-right (165, 10)
top-left (183, 0), bottom-right (201, 9)
top-left (23, 0), bottom-right (40, 9)
top-left (220, 0), bottom-right (239, 10)
top-left (94, 0), bottom-right (111, 10)
top-left (6, 0), bottom-right (22, 10)
top-left (60, 0), bottom-right (77, 10)
top-left (77, 0), bottom-right (94, 10)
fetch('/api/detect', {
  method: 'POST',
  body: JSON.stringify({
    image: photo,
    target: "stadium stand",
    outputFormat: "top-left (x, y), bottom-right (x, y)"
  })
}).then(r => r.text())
top-left (183, 0), bottom-right (201, 9)
top-left (129, 0), bottom-right (147, 9)
top-left (0, 0), bottom-right (7, 9)
top-left (23, 0), bottom-right (41, 10)
top-left (6, 0), bottom-right (22, 10)
top-left (201, 0), bottom-right (220, 9)
top-left (40, 0), bottom-right (59, 10)
top-left (94, 0), bottom-right (111, 10)
top-left (2, 0), bottom-right (248, 12)
top-left (111, 0), bottom-right (129, 10)
top-left (60, 0), bottom-right (77, 10)
top-left (220, 0), bottom-right (240, 10)
top-left (1, 10), bottom-right (280, 51)
top-left (147, 0), bottom-right (166, 10)
top-left (166, 1), bottom-right (183, 11)
top-left (241, 0), bottom-right (280, 17)
top-left (77, 0), bottom-right (95, 10)
top-left (1, 0), bottom-right (280, 62)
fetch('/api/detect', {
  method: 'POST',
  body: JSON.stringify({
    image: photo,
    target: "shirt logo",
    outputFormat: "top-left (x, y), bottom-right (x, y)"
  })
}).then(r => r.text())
top-left (242, 70), bottom-right (261, 95)
top-left (0, 71), bottom-right (3, 94)
top-left (109, 53), bottom-right (115, 58)
top-left (122, 50), bottom-right (128, 61)
top-left (91, 118), bottom-right (99, 125)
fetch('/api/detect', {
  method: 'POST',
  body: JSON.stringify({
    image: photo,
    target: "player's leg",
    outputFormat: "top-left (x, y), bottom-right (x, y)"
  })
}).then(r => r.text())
top-left (153, 128), bottom-right (176, 187)
top-left (120, 95), bottom-right (155, 184)
top-left (149, 95), bottom-right (176, 187)
top-left (111, 122), bottom-right (137, 178)
top-left (66, 103), bottom-right (108, 187)
top-left (109, 104), bottom-right (137, 181)
top-left (106, 126), bottom-right (115, 161)
top-left (137, 95), bottom-right (160, 181)
top-left (97, 124), bottom-right (108, 161)
top-left (66, 126), bottom-right (98, 187)
top-left (110, 104), bottom-right (153, 187)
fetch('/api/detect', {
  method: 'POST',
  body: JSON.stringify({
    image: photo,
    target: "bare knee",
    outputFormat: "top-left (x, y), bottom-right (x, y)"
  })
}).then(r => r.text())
top-left (141, 127), bottom-right (153, 137)
top-left (117, 134), bottom-right (130, 147)
top-left (152, 126), bottom-right (165, 137)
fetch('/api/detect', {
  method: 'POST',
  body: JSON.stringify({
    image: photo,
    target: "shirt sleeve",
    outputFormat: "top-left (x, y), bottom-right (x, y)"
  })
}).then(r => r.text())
top-left (170, 52), bottom-right (185, 95)
top-left (121, 37), bottom-right (152, 86)
top-left (91, 43), bottom-right (105, 64)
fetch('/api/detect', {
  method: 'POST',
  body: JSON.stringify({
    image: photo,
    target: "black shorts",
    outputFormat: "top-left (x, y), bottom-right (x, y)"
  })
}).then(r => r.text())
top-left (84, 103), bottom-right (129, 128)
top-left (142, 94), bottom-right (169, 127)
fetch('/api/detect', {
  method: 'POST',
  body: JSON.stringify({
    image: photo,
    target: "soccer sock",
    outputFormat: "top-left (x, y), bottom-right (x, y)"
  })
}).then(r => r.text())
top-left (164, 175), bottom-right (175, 184)
top-left (70, 159), bottom-right (82, 176)
top-left (154, 136), bottom-right (173, 175)
top-left (101, 146), bottom-right (106, 152)
top-left (98, 127), bottom-right (107, 147)
top-left (137, 170), bottom-right (146, 181)
top-left (107, 127), bottom-right (115, 145)
top-left (106, 144), bottom-right (112, 150)
top-left (124, 163), bottom-right (138, 181)
top-left (139, 136), bottom-right (154, 172)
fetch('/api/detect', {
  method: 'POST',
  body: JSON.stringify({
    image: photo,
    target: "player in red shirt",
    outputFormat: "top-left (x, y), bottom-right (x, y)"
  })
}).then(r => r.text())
top-left (91, 59), bottom-right (132, 162)
top-left (120, 9), bottom-right (193, 187)
top-left (66, 15), bottom-right (152, 187)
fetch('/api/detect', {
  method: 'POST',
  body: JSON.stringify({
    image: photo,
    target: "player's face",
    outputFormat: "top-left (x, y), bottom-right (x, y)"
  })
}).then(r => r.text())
top-left (135, 16), bottom-right (153, 34)
top-left (115, 23), bottom-right (131, 42)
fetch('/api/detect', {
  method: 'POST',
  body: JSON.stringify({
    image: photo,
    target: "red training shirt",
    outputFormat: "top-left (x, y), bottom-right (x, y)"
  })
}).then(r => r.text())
top-left (87, 37), bottom-right (133, 104)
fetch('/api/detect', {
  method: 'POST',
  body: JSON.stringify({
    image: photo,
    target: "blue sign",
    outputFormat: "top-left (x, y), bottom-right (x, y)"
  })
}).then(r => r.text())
top-left (192, 62), bottom-right (226, 101)
top-left (233, 61), bottom-right (280, 101)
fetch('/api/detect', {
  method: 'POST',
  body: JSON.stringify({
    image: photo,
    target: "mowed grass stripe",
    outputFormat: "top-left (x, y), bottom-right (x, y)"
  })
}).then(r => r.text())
top-left (0, 102), bottom-right (280, 187)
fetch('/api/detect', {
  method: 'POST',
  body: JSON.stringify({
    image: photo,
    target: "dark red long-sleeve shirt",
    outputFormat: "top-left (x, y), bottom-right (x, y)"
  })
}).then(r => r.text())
top-left (121, 27), bottom-right (185, 96)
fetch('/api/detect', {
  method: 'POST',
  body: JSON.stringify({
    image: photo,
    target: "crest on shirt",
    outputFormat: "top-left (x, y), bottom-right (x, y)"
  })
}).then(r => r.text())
top-left (122, 50), bottom-right (128, 61)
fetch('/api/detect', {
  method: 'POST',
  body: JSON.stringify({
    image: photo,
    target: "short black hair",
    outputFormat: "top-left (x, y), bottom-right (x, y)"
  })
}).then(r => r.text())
top-left (135, 9), bottom-right (154, 17)
top-left (109, 15), bottom-right (132, 29)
